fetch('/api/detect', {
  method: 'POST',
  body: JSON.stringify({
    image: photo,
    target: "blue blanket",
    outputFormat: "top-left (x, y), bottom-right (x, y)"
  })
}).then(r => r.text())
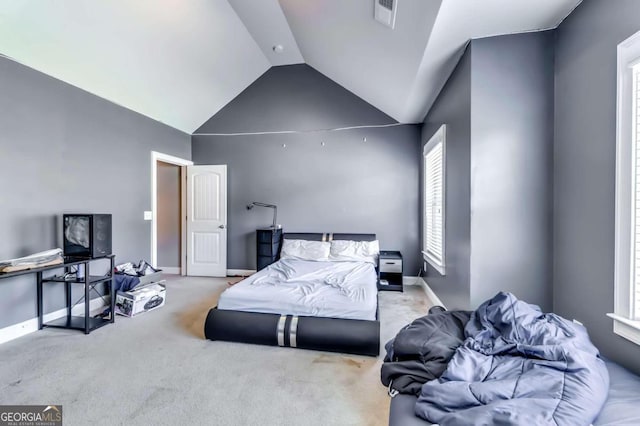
top-left (113, 274), bottom-right (140, 293)
top-left (415, 292), bottom-right (609, 425)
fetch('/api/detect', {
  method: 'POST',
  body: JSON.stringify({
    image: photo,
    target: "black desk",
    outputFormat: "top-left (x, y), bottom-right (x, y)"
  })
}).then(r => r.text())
top-left (0, 255), bottom-right (115, 334)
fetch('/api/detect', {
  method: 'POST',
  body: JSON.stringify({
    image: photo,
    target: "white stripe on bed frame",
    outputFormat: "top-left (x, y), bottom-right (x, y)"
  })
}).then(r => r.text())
top-left (289, 316), bottom-right (299, 348)
top-left (276, 315), bottom-right (287, 346)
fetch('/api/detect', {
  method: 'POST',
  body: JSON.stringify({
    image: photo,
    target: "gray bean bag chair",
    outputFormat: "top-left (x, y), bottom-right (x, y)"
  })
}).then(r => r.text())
top-left (416, 292), bottom-right (609, 425)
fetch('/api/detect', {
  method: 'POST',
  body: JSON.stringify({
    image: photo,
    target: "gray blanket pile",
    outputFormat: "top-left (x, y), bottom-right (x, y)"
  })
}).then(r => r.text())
top-left (381, 306), bottom-right (471, 395)
top-left (383, 292), bottom-right (610, 426)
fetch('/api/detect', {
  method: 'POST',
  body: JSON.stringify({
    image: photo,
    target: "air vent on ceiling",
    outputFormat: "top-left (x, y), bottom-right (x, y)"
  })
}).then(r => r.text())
top-left (374, 0), bottom-right (397, 29)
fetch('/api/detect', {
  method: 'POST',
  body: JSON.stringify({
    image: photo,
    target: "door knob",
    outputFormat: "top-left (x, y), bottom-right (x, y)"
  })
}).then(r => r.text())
top-left (218, 225), bottom-right (225, 229)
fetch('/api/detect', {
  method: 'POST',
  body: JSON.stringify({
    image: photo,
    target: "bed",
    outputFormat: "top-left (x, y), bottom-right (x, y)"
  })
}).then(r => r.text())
top-left (204, 233), bottom-right (381, 356)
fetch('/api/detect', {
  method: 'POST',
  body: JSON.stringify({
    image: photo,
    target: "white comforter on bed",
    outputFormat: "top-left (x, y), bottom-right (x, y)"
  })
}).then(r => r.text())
top-left (217, 258), bottom-right (378, 320)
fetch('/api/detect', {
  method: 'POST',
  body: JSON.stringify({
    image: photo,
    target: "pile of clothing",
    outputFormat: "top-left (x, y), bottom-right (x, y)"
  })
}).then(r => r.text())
top-left (381, 292), bottom-right (610, 426)
top-left (115, 260), bottom-right (160, 277)
top-left (0, 248), bottom-right (64, 273)
top-left (113, 260), bottom-right (160, 292)
top-left (95, 260), bottom-right (162, 319)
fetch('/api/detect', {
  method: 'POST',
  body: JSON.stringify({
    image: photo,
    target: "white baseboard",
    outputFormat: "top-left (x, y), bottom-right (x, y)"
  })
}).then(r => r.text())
top-left (0, 297), bottom-right (109, 345)
top-left (416, 277), bottom-right (446, 308)
top-left (403, 276), bottom-right (421, 286)
top-left (159, 267), bottom-right (180, 274)
top-left (227, 269), bottom-right (256, 277)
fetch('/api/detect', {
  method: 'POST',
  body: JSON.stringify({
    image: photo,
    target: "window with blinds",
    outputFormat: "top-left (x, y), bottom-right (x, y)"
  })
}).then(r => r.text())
top-left (423, 125), bottom-right (446, 274)
top-left (632, 64), bottom-right (640, 320)
top-left (611, 31), bottom-right (640, 344)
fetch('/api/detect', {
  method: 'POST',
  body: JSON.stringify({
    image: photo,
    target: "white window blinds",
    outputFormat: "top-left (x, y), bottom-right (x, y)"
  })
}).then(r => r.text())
top-left (632, 64), bottom-right (640, 320)
top-left (424, 130), bottom-right (445, 270)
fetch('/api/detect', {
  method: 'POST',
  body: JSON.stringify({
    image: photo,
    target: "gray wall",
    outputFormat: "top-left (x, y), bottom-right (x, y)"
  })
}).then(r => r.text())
top-left (422, 47), bottom-right (472, 310)
top-left (469, 32), bottom-right (554, 310)
top-left (157, 161), bottom-right (181, 268)
top-left (193, 64), bottom-right (421, 272)
top-left (421, 32), bottom-right (554, 311)
top-left (0, 57), bottom-right (191, 329)
top-left (554, 0), bottom-right (640, 374)
top-left (196, 64), bottom-right (396, 133)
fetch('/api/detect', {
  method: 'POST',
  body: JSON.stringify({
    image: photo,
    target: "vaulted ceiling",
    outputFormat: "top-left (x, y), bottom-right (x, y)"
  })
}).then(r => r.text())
top-left (0, 0), bottom-right (581, 134)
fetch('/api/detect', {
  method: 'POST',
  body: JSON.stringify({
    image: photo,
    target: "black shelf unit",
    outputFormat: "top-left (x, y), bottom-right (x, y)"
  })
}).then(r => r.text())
top-left (43, 315), bottom-right (112, 332)
top-left (0, 255), bottom-right (116, 335)
top-left (42, 274), bottom-right (112, 284)
top-left (256, 228), bottom-right (282, 271)
top-left (378, 251), bottom-right (403, 292)
top-left (39, 255), bottom-right (116, 334)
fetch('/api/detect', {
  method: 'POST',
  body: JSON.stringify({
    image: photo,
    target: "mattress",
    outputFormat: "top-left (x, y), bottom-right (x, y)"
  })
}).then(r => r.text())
top-left (218, 258), bottom-right (378, 321)
top-left (594, 359), bottom-right (640, 425)
top-left (388, 360), bottom-right (640, 426)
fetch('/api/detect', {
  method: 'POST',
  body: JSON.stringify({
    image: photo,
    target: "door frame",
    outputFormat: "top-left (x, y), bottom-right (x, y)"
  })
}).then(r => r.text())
top-left (151, 151), bottom-right (193, 274)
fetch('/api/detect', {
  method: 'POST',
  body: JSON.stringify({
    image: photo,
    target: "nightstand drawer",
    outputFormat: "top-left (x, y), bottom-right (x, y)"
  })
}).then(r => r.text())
top-left (257, 229), bottom-right (282, 243)
top-left (380, 259), bottom-right (402, 273)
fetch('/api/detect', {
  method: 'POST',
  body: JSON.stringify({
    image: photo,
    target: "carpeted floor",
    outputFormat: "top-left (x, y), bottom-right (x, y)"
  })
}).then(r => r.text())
top-left (0, 275), bottom-right (433, 426)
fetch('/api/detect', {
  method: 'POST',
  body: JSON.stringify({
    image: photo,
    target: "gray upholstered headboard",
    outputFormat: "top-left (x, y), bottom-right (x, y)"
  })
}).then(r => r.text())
top-left (282, 233), bottom-right (376, 242)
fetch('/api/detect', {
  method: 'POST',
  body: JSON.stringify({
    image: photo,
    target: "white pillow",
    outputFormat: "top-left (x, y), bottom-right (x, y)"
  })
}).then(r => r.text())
top-left (280, 239), bottom-right (331, 261)
top-left (329, 240), bottom-right (380, 264)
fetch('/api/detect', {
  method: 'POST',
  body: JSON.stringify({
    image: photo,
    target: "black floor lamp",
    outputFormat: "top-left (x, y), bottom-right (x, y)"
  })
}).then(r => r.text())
top-left (246, 202), bottom-right (279, 229)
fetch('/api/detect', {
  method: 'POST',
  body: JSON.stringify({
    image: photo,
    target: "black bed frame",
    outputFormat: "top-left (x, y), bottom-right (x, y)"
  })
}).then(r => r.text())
top-left (204, 233), bottom-right (381, 357)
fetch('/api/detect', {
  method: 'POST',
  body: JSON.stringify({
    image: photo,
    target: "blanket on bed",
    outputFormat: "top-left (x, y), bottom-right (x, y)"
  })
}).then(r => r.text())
top-left (415, 292), bottom-right (610, 426)
top-left (381, 307), bottom-right (471, 395)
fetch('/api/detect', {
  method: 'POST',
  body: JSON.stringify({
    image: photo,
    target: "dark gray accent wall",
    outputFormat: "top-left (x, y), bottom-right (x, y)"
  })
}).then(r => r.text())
top-left (421, 32), bottom-right (554, 312)
top-left (469, 32), bottom-right (554, 310)
top-left (192, 65), bottom-right (421, 273)
top-left (422, 47), bottom-right (472, 310)
top-left (157, 161), bottom-right (182, 268)
top-left (0, 57), bottom-right (190, 329)
top-left (196, 64), bottom-right (396, 134)
top-left (554, 0), bottom-right (640, 374)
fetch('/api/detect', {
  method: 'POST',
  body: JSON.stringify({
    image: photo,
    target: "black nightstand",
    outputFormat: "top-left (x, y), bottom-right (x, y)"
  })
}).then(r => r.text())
top-left (378, 251), bottom-right (403, 292)
top-left (256, 228), bottom-right (282, 271)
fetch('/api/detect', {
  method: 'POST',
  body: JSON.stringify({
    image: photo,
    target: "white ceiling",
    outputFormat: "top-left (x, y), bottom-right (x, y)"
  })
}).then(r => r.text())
top-left (279, 0), bottom-right (441, 126)
top-left (0, 0), bottom-right (271, 133)
top-left (279, 0), bottom-right (582, 124)
top-left (0, 0), bottom-right (582, 133)
top-left (228, 0), bottom-right (303, 66)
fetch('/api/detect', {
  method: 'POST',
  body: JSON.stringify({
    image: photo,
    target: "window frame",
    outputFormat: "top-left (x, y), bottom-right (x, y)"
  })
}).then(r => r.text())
top-left (423, 125), bottom-right (446, 275)
top-left (610, 30), bottom-right (640, 345)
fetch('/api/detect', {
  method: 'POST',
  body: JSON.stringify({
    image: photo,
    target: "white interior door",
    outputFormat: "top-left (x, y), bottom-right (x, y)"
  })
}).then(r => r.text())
top-left (186, 165), bottom-right (227, 277)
